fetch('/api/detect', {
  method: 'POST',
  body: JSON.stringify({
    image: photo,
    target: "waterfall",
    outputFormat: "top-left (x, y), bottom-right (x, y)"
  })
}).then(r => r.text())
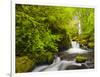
top-left (71, 41), bottom-right (80, 48)
top-left (66, 36), bottom-right (92, 54)
top-left (65, 20), bottom-right (90, 54)
top-left (78, 20), bottom-right (81, 35)
top-left (66, 41), bottom-right (88, 54)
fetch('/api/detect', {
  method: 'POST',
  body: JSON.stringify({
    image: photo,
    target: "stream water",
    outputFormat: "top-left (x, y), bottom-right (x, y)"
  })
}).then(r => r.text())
top-left (32, 56), bottom-right (82, 72)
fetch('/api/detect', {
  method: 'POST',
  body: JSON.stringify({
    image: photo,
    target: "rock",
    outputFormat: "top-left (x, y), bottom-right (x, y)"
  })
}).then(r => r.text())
top-left (88, 42), bottom-right (94, 49)
top-left (16, 56), bottom-right (36, 73)
top-left (75, 55), bottom-right (87, 63)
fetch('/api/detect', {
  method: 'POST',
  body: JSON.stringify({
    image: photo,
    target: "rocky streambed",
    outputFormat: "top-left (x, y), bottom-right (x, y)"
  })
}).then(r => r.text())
top-left (57, 51), bottom-right (94, 70)
top-left (32, 50), bottom-right (94, 72)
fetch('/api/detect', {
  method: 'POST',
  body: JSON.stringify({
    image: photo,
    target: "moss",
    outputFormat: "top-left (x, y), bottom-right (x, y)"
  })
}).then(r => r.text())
top-left (35, 51), bottom-right (53, 65)
top-left (88, 42), bottom-right (94, 48)
top-left (81, 40), bottom-right (87, 45)
top-left (16, 51), bottom-right (54, 72)
top-left (75, 55), bottom-right (87, 63)
top-left (16, 56), bottom-right (36, 73)
top-left (57, 30), bottom-right (71, 51)
top-left (89, 37), bottom-right (94, 41)
top-left (81, 34), bottom-right (89, 39)
top-left (72, 36), bottom-right (79, 41)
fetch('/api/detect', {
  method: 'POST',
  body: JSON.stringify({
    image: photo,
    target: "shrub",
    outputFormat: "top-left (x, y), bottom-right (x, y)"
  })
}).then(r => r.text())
top-left (35, 51), bottom-right (54, 65)
top-left (81, 40), bottom-right (87, 45)
top-left (16, 56), bottom-right (36, 73)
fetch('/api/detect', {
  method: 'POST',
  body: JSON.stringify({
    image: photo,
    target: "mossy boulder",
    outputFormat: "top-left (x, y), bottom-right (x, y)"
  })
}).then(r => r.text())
top-left (89, 37), bottom-right (94, 42)
top-left (16, 56), bottom-right (36, 73)
top-left (80, 40), bottom-right (87, 45)
top-left (75, 55), bottom-right (87, 63)
top-left (88, 42), bottom-right (94, 49)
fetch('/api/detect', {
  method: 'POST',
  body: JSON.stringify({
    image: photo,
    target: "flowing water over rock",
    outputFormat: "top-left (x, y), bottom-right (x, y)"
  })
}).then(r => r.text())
top-left (66, 41), bottom-right (90, 54)
top-left (32, 56), bottom-right (82, 72)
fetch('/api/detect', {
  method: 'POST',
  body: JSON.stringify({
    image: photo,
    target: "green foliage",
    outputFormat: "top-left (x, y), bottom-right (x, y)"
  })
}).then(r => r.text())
top-left (75, 55), bottom-right (87, 63)
top-left (71, 8), bottom-right (94, 49)
top-left (78, 34), bottom-right (94, 49)
top-left (35, 51), bottom-right (54, 65)
top-left (16, 5), bottom-right (72, 55)
top-left (79, 39), bottom-right (87, 45)
top-left (16, 56), bottom-right (36, 73)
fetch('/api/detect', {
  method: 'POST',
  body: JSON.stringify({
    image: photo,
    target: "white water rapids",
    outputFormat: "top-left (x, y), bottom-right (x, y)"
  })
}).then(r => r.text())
top-left (33, 56), bottom-right (82, 72)
top-left (66, 41), bottom-right (89, 54)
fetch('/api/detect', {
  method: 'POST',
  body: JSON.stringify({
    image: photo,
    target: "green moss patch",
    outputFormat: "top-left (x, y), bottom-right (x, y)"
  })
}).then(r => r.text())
top-left (16, 56), bottom-right (36, 73)
top-left (75, 55), bottom-right (87, 63)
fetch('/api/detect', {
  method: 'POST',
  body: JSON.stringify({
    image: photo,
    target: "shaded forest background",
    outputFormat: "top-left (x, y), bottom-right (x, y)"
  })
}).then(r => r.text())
top-left (16, 4), bottom-right (94, 73)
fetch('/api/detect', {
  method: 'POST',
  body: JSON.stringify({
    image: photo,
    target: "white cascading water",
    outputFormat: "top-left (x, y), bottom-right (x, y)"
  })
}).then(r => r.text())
top-left (33, 56), bottom-right (82, 72)
top-left (71, 41), bottom-right (80, 48)
top-left (78, 20), bottom-right (81, 35)
top-left (66, 41), bottom-right (88, 54)
top-left (33, 56), bottom-right (61, 72)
